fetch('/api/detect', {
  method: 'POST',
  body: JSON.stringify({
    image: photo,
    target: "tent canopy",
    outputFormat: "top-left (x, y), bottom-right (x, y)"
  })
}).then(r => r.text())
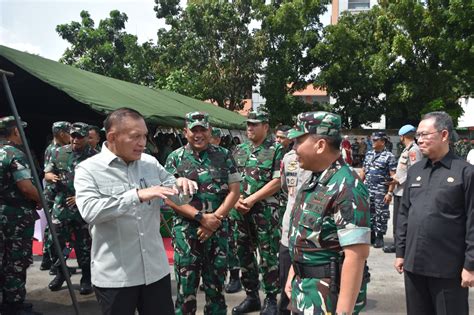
top-left (0, 45), bottom-right (246, 129)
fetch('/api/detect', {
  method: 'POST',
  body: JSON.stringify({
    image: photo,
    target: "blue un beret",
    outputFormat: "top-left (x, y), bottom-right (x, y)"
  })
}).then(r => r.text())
top-left (398, 124), bottom-right (416, 136)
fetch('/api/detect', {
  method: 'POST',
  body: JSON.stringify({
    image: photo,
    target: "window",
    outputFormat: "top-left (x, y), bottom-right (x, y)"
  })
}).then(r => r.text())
top-left (348, 0), bottom-right (370, 10)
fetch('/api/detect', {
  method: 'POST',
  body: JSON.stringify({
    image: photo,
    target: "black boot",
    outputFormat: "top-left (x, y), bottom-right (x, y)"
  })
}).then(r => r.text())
top-left (48, 264), bottom-right (57, 275)
top-left (232, 291), bottom-right (261, 314)
top-left (383, 244), bottom-right (396, 253)
top-left (48, 269), bottom-right (66, 291)
top-left (370, 230), bottom-right (376, 245)
top-left (80, 266), bottom-right (93, 295)
top-left (260, 294), bottom-right (277, 315)
top-left (39, 253), bottom-right (52, 271)
top-left (374, 234), bottom-right (384, 248)
top-left (225, 270), bottom-right (242, 294)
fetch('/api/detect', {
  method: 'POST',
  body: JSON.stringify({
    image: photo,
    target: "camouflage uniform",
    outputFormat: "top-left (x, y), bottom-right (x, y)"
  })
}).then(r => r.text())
top-left (0, 117), bottom-right (38, 306)
top-left (362, 134), bottom-right (397, 236)
top-left (230, 112), bottom-right (283, 297)
top-left (42, 121), bottom-right (71, 260)
top-left (287, 112), bottom-right (371, 314)
top-left (44, 123), bottom-right (97, 271)
top-left (165, 112), bottom-right (241, 315)
top-left (454, 140), bottom-right (471, 160)
top-left (211, 127), bottom-right (222, 138)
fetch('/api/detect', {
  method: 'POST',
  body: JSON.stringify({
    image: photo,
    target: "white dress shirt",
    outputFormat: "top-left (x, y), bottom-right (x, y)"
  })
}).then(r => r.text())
top-left (74, 143), bottom-right (189, 288)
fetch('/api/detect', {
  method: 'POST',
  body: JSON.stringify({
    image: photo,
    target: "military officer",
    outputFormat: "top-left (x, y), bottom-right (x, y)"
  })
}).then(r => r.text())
top-left (210, 127), bottom-right (223, 146)
top-left (284, 111), bottom-right (371, 315)
top-left (0, 116), bottom-right (42, 315)
top-left (275, 125), bottom-right (293, 154)
top-left (40, 121), bottom-right (71, 271)
top-left (359, 131), bottom-right (397, 248)
top-left (44, 122), bottom-right (97, 294)
top-left (165, 112), bottom-right (241, 315)
top-left (231, 111), bottom-right (283, 315)
top-left (87, 125), bottom-right (101, 151)
top-left (383, 125), bottom-right (422, 253)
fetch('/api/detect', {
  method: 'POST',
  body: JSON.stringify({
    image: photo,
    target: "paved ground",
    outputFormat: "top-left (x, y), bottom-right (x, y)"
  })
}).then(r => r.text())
top-left (24, 206), bottom-right (473, 314)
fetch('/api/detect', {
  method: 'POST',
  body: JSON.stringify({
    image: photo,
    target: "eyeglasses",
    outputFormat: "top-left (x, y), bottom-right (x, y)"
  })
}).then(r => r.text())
top-left (415, 130), bottom-right (441, 139)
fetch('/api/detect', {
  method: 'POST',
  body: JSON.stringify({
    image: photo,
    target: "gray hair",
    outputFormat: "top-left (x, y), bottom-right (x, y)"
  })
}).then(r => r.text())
top-left (104, 107), bottom-right (144, 132)
top-left (422, 111), bottom-right (454, 140)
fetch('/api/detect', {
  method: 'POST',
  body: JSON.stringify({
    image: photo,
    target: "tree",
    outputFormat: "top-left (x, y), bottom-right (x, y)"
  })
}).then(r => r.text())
top-left (56, 10), bottom-right (159, 86)
top-left (153, 0), bottom-right (263, 111)
top-left (313, 0), bottom-right (474, 128)
top-left (257, 0), bottom-right (331, 125)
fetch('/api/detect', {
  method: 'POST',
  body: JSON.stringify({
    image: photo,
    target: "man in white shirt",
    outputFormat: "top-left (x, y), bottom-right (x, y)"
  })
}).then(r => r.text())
top-left (74, 108), bottom-right (197, 315)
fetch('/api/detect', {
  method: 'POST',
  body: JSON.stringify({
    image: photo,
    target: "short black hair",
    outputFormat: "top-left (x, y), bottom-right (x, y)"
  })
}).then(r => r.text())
top-left (88, 125), bottom-right (101, 134)
top-left (104, 108), bottom-right (144, 132)
top-left (276, 125), bottom-right (292, 132)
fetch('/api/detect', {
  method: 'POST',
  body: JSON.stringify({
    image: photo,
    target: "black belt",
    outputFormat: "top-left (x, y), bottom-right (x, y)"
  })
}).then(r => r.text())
top-left (293, 262), bottom-right (331, 279)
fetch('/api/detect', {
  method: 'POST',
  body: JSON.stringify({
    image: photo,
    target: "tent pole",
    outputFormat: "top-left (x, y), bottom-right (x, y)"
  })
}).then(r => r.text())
top-left (174, 128), bottom-right (184, 147)
top-left (1, 69), bottom-right (81, 315)
top-left (228, 129), bottom-right (238, 146)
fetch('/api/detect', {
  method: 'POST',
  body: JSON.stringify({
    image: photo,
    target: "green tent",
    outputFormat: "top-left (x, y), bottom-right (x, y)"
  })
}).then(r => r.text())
top-left (0, 45), bottom-right (246, 129)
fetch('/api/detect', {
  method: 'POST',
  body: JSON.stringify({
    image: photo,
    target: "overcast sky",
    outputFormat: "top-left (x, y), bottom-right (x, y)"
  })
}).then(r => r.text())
top-left (0, 0), bottom-right (331, 61)
top-left (0, 0), bottom-right (163, 60)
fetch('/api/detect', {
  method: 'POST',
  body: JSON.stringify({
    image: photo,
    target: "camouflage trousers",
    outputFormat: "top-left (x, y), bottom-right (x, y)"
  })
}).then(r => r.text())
top-left (290, 276), bottom-right (367, 314)
top-left (173, 220), bottom-right (229, 315)
top-left (0, 206), bottom-right (36, 304)
top-left (48, 217), bottom-right (91, 269)
top-left (227, 215), bottom-right (240, 272)
top-left (230, 200), bottom-right (281, 295)
top-left (367, 184), bottom-right (389, 235)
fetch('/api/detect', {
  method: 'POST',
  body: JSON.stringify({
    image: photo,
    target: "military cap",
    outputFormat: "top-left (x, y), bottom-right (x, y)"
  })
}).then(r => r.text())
top-left (246, 111), bottom-right (269, 123)
top-left (185, 111), bottom-right (209, 129)
top-left (371, 131), bottom-right (387, 140)
top-left (398, 124), bottom-right (416, 136)
top-left (70, 122), bottom-right (89, 137)
top-left (0, 116), bottom-right (27, 130)
top-left (211, 127), bottom-right (222, 138)
top-left (52, 121), bottom-right (71, 134)
top-left (287, 111), bottom-right (341, 139)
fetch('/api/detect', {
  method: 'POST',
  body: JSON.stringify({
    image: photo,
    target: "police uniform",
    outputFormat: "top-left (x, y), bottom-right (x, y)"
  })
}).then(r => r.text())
top-left (396, 150), bottom-right (474, 314)
top-left (279, 149), bottom-right (312, 315)
top-left (230, 111), bottom-right (283, 314)
top-left (287, 112), bottom-right (371, 314)
top-left (44, 122), bottom-right (97, 294)
top-left (384, 125), bottom-right (422, 253)
top-left (165, 112), bottom-right (241, 315)
top-left (41, 121), bottom-right (71, 269)
top-left (0, 116), bottom-right (39, 313)
top-left (362, 132), bottom-right (396, 246)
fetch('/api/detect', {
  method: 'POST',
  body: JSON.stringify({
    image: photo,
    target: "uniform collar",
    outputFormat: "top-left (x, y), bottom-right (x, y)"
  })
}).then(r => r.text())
top-left (247, 136), bottom-right (273, 151)
top-left (306, 156), bottom-right (345, 189)
top-left (101, 142), bottom-right (121, 165)
top-left (184, 142), bottom-right (214, 157)
top-left (423, 150), bottom-right (455, 169)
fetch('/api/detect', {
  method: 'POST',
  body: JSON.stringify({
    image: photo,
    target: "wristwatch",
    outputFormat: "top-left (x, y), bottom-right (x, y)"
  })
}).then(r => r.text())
top-left (194, 211), bottom-right (203, 223)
